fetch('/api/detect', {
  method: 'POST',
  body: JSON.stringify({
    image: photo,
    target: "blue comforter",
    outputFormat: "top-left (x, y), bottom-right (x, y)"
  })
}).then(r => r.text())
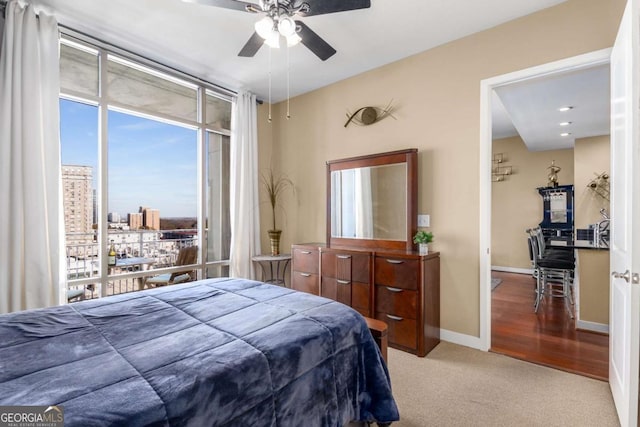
top-left (0, 278), bottom-right (399, 426)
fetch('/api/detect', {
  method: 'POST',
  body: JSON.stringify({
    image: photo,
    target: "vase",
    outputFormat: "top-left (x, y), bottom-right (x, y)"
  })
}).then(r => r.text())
top-left (419, 243), bottom-right (429, 255)
top-left (268, 230), bottom-right (282, 256)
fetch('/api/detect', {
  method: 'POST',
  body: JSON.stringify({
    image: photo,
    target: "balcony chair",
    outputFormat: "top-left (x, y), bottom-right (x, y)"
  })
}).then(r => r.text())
top-left (67, 284), bottom-right (95, 303)
top-left (67, 289), bottom-right (85, 303)
top-left (144, 246), bottom-right (198, 288)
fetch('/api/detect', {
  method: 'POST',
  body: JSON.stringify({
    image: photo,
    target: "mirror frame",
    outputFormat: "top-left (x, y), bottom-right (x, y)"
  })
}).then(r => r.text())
top-left (326, 149), bottom-right (418, 251)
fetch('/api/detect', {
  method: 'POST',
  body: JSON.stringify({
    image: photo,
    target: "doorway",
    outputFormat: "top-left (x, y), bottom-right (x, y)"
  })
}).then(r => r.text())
top-left (478, 49), bottom-right (612, 368)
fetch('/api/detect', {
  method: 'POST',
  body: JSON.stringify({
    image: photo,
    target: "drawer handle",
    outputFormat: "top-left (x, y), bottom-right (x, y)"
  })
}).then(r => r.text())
top-left (301, 251), bottom-right (312, 254)
top-left (300, 273), bottom-right (311, 277)
top-left (386, 259), bottom-right (404, 264)
top-left (337, 255), bottom-right (351, 259)
top-left (385, 286), bottom-right (403, 293)
top-left (337, 279), bottom-right (350, 285)
top-left (386, 314), bottom-right (404, 321)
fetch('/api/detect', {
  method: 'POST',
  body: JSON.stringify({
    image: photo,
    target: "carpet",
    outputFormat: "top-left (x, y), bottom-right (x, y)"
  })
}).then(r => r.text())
top-left (387, 342), bottom-right (618, 426)
top-left (491, 277), bottom-right (503, 290)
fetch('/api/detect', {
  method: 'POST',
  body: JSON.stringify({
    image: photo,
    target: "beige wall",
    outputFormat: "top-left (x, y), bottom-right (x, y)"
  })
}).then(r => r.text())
top-left (258, 0), bottom-right (625, 337)
top-left (491, 137), bottom-right (574, 270)
top-left (574, 135), bottom-right (611, 228)
top-left (574, 135), bottom-right (611, 325)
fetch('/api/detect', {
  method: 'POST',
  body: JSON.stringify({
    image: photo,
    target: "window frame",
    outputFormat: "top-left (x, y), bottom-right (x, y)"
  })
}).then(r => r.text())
top-left (60, 33), bottom-right (233, 297)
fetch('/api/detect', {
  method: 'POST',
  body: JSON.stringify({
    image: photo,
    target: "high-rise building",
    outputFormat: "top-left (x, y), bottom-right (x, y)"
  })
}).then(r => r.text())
top-left (140, 206), bottom-right (160, 230)
top-left (62, 165), bottom-right (94, 251)
top-left (92, 189), bottom-right (98, 226)
top-left (128, 213), bottom-right (143, 230)
top-left (108, 212), bottom-right (121, 223)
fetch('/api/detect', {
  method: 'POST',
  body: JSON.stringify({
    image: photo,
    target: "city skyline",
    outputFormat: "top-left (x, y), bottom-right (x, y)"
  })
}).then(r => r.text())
top-left (60, 99), bottom-right (198, 218)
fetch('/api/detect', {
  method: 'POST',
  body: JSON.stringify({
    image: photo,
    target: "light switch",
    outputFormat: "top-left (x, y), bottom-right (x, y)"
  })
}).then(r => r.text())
top-left (418, 214), bottom-right (430, 227)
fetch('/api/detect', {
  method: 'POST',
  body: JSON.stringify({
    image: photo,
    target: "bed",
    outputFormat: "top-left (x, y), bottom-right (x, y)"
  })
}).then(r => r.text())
top-left (0, 278), bottom-right (399, 426)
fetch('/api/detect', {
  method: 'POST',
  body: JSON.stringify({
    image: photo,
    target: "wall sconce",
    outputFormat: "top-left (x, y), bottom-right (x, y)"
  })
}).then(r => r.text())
top-left (492, 153), bottom-right (514, 182)
top-left (587, 171), bottom-right (610, 201)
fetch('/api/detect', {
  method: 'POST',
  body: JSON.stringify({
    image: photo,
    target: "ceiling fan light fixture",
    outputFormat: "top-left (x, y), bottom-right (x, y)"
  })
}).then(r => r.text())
top-left (286, 32), bottom-right (302, 46)
top-left (277, 16), bottom-right (296, 37)
top-left (264, 32), bottom-right (281, 48)
top-left (255, 16), bottom-right (275, 39)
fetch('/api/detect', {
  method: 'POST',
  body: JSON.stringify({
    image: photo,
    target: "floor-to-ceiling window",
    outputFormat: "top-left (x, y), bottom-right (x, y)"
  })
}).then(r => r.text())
top-left (59, 36), bottom-right (232, 300)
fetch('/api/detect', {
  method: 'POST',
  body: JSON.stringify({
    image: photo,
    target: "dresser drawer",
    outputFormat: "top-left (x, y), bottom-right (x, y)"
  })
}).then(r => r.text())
top-left (375, 285), bottom-right (417, 319)
top-left (292, 247), bottom-right (319, 274)
top-left (352, 281), bottom-right (370, 314)
top-left (374, 256), bottom-right (419, 290)
top-left (321, 251), bottom-right (370, 282)
top-left (375, 311), bottom-right (417, 351)
top-left (321, 277), bottom-right (351, 306)
top-left (292, 271), bottom-right (319, 295)
top-left (351, 253), bottom-right (370, 283)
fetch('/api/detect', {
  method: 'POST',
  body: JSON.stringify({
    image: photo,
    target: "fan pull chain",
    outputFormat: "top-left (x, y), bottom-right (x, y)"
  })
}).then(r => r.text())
top-left (286, 44), bottom-right (291, 120)
top-left (268, 46), bottom-right (272, 123)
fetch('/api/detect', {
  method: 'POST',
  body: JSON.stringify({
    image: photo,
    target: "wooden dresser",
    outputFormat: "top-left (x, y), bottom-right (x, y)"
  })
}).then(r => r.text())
top-left (291, 244), bottom-right (320, 295)
top-left (321, 247), bottom-right (373, 318)
top-left (291, 243), bottom-right (440, 357)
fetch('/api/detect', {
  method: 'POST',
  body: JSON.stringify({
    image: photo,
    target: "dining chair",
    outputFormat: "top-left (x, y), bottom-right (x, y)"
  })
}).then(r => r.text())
top-left (527, 236), bottom-right (575, 318)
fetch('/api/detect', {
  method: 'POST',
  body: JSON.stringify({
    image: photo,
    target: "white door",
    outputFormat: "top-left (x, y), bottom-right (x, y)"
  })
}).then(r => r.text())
top-left (610, 1), bottom-right (640, 425)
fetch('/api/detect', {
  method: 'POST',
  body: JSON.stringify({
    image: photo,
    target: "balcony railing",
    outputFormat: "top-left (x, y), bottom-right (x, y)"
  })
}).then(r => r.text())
top-left (66, 229), bottom-right (227, 302)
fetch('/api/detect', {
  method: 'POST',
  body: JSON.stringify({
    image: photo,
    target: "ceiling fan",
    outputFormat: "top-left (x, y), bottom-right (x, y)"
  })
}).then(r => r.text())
top-left (182, 0), bottom-right (371, 61)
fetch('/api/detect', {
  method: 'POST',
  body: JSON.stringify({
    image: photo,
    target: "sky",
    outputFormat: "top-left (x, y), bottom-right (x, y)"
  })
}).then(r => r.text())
top-left (60, 99), bottom-right (198, 218)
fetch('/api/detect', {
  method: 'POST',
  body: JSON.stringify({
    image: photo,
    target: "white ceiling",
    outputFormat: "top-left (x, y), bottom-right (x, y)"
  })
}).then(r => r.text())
top-left (492, 64), bottom-right (610, 151)
top-left (26, 0), bottom-right (567, 103)
top-left (23, 0), bottom-right (608, 151)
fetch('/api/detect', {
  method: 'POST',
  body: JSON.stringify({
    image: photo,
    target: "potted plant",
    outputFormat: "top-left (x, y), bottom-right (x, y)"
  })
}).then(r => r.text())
top-left (413, 230), bottom-right (433, 255)
top-left (261, 169), bottom-right (294, 255)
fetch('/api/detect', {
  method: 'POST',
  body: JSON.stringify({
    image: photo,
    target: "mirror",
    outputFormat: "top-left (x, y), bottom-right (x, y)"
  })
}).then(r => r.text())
top-left (331, 164), bottom-right (407, 240)
top-left (327, 149), bottom-right (417, 251)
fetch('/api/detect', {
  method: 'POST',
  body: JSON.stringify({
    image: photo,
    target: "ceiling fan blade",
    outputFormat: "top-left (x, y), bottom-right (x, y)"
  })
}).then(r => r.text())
top-left (182, 0), bottom-right (254, 12)
top-left (238, 32), bottom-right (264, 57)
top-left (296, 21), bottom-right (336, 61)
top-left (297, 0), bottom-right (370, 17)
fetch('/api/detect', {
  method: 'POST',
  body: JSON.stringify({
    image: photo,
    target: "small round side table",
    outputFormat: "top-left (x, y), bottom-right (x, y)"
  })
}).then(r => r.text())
top-left (252, 253), bottom-right (292, 287)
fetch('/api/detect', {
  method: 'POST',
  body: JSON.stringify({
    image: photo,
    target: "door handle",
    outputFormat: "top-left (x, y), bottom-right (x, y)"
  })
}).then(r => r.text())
top-left (337, 255), bottom-right (351, 259)
top-left (611, 270), bottom-right (640, 285)
top-left (385, 286), bottom-right (403, 293)
top-left (386, 259), bottom-right (404, 264)
top-left (300, 273), bottom-right (311, 277)
top-left (337, 280), bottom-right (350, 285)
top-left (612, 270), bottom-right (631, 282)
top-left (612, 270), bottom-right (640, 284)
top-left (386, 314), bottom-right (403, 321)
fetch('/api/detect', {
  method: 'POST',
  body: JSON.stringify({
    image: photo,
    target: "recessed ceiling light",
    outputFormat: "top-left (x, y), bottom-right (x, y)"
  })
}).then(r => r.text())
top-left (558, 106), bottom-right (574, 112)
top-left (559, 121), bottom-right (572, 126)
top-left (560, 132), bottom-right (571, 137)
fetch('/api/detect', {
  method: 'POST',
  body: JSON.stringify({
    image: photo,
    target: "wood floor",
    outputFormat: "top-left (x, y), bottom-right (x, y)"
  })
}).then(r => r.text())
top-left (491, 271), bottom-right (609, 381)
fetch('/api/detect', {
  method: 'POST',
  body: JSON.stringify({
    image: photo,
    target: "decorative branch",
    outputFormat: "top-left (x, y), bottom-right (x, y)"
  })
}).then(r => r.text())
top-left (261, 169), bottom-right (294, 231)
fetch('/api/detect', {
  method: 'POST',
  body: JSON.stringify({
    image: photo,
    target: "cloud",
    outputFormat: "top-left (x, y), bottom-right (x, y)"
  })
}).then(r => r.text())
top-left (115, 120), bottom-right (164, 131)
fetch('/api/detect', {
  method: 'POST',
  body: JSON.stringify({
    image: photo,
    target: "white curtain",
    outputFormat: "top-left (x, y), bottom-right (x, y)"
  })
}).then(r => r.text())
top-left (0, 1), bottom-right (64, 314)
top-left (229, 91), bottom-right (261, 279)
top-left (0, 9), bottom-right (4, 49)
top-left (355, 167), bottom-right (374, 238)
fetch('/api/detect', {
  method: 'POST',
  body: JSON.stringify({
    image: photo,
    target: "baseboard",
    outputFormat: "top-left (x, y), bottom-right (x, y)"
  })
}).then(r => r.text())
top-left (491, 266), bottom-right (534, 275)
top-left (576, 320), bottom-right (609, 334)
top-left (440, 329), bottom-right (485, 351)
